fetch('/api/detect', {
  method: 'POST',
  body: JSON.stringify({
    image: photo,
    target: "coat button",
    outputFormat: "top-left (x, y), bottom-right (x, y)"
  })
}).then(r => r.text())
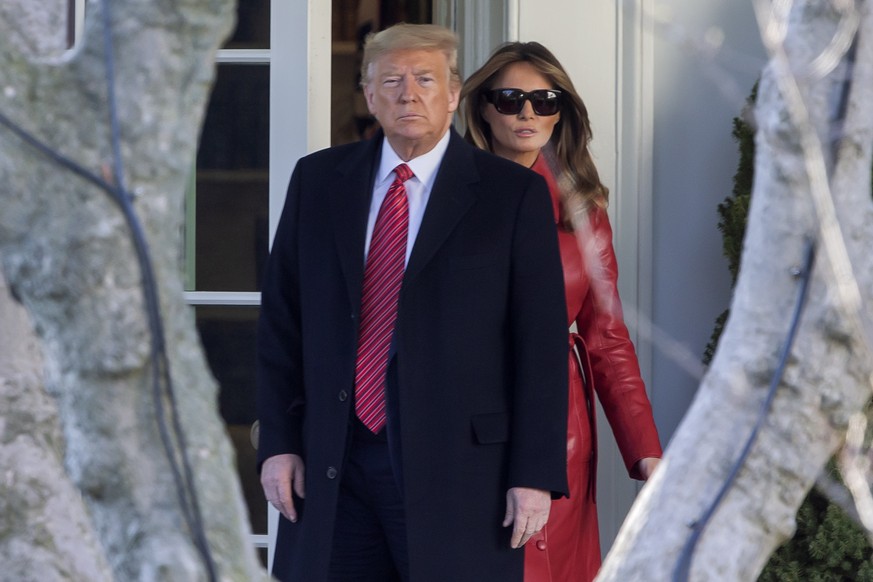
top-left (338, 390), bottom-right (348, 402)
top-left (536, 539), bottom-right (547, 551)
top-left (326, 466), bottom-right (338, 479)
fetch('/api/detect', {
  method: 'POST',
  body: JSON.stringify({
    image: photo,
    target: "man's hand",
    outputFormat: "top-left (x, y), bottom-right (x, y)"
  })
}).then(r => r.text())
top-left (503, 487), bottom-right (551, 549)
top-left (261, 453), bottom-right (305, 522)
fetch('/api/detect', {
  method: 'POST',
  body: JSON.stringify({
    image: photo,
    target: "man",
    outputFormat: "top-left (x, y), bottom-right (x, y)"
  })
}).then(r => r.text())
top-left (257, 23), bottom-right (568, 582)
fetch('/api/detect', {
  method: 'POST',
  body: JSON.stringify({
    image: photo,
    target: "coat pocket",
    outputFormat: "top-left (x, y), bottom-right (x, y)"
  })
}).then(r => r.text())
top-left (471, 412), bottom-right (510, 444)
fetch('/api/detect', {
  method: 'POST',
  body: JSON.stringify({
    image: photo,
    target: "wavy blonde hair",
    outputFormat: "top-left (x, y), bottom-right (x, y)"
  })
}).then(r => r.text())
top-left (361, 23), bottom-right (461, 89)
top-left (461, 42), bottom-right (607, 229)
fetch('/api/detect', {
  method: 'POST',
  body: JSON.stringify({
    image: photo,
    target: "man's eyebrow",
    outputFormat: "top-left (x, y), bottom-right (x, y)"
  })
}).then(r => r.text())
top-left (378, 67), bottom-right (436, 79)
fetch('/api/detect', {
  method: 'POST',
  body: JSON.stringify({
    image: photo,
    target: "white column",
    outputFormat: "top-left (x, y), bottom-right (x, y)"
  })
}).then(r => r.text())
top-left (269, 0), bottom-right (331, 244)
top-left (265, 0), bottom-right (332, 569)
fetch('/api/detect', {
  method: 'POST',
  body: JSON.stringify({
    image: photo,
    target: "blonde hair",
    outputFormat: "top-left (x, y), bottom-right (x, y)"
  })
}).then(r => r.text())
top-left (361, 23), bottom-right (461, 88)
top-left (461, 42), bottom-right (608, 228)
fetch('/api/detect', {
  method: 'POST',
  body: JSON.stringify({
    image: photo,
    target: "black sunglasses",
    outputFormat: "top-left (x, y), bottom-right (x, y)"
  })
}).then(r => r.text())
top-left (484, 88), bottom-right (563, 116)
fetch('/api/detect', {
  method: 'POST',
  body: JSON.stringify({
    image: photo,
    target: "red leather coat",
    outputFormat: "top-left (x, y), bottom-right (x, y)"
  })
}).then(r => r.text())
top-left (525, 156), bottom-right (663, 582)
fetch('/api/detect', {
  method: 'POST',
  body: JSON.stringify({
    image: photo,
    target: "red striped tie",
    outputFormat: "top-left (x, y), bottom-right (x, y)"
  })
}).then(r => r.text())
top-left (354, 163), bottom-right (413, 433)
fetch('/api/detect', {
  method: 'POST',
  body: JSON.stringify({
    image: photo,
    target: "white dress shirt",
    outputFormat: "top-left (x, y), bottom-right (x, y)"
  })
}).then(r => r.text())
top-left (364, 130), bottom-right (451, 266)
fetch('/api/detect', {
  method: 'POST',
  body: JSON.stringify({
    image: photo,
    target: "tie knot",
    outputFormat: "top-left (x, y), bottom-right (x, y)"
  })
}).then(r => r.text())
top-left (394, 163), bottom-right (413, 183)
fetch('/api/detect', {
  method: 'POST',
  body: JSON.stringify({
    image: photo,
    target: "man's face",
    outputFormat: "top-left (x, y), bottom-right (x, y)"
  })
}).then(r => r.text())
top-left (364, 49), bottom-right (460, 159)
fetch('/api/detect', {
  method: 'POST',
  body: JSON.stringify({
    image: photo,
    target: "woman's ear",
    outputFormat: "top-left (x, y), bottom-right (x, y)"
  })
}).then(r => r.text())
top-left (479, 97), bottom-right (491, 125)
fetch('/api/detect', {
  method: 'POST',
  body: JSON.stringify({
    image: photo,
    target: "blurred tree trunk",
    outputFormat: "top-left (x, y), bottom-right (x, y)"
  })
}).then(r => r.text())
top-left (0, 1), bottom-right (266, 580)
top-left (0, 270), bottom-right (112, 581)
top-left (599, 1), bottom-right (873, 580)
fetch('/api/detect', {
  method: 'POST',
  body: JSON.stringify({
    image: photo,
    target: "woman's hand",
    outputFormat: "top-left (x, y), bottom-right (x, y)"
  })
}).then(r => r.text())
top-left (636, 457), bottom-right (661, 480)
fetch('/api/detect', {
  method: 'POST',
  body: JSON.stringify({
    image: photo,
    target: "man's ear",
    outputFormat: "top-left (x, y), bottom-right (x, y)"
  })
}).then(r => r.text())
top-left (363, 83), bottom-right (377, 115)
top-left (448, 87), bottom-right (460, 113)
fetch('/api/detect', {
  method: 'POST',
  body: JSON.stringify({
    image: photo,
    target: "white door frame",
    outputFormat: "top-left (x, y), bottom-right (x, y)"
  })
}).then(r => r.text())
top-left (262, 0), bottom-right (333, 570)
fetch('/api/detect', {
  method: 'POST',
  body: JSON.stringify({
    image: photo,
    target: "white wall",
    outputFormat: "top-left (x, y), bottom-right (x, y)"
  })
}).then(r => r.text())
top-left (650, 1), bottom-right (765, 440)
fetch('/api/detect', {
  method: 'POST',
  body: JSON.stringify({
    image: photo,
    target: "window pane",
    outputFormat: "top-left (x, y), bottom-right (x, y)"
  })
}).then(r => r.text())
top-left (223, 0), bottom-right (270, 49)
top-left (193, 64), bottom-right (269, 292)
top-left (196, 305), bottom-right (266, 535)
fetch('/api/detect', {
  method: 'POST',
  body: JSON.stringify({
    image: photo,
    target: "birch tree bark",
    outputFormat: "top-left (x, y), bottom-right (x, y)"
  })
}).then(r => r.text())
top-left (0, 1), bottom-right (266, 580)
top-left (599, 1), bottom-right (873, 580)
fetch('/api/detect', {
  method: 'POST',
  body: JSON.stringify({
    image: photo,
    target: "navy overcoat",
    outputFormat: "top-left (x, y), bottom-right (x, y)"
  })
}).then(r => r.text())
top-left (257, 129), bottom-right (569, 582)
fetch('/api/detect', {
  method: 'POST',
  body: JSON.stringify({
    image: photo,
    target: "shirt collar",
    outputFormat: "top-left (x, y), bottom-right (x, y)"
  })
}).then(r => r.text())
top-left (376, 130), bottom-right (451, 189)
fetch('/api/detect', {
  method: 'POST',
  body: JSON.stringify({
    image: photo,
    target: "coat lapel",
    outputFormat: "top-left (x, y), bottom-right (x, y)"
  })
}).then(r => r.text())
top-left (328, 136), bottom-right (382, 311)
top-left (405, 130), bottom-right (479, 282)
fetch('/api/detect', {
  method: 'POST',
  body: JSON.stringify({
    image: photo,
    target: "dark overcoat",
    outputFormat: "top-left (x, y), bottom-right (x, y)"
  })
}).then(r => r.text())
top-left (256, 129), bottom-right (569, 582)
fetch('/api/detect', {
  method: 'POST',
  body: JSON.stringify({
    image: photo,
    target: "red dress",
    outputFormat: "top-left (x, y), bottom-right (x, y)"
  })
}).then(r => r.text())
top-left (524, 156), bottom-right (663, 582)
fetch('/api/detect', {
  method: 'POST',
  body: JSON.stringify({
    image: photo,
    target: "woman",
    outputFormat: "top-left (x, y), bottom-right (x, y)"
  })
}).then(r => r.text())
top-left (462, 42), bottom-right (663, 582)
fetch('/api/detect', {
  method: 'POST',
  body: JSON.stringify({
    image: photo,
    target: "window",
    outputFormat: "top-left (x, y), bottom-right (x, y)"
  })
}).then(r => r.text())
top-left (186, 0), bottom-right (271, 566)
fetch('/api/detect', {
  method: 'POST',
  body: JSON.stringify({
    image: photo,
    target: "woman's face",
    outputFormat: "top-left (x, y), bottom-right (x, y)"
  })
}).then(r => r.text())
top-left (481, 61), bottom-right (561, 168)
